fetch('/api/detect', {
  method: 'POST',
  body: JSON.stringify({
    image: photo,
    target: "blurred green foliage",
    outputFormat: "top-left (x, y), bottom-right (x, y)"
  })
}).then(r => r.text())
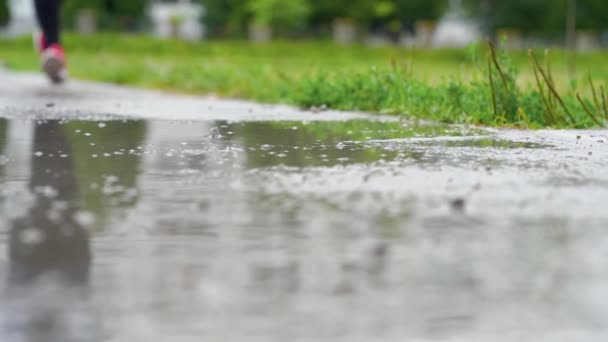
top-left (201, 0), bottom-right (608, 38)
top-left (203, 0), bottom-right (444, 36)
top-left (248, 0), bottom-right (311, 30)
top-left (467, 0), bottom-right (608, 36)
top-left (0, 0), bottom-right (593, 38)
top-left (0, 0), bottom-right (605, 37)
top-left (62, 0), bottom-right (149, 30)
top-left (203, 0), bottom-right (249, 36)
top-left (0, 0), bottom-right (9, 28)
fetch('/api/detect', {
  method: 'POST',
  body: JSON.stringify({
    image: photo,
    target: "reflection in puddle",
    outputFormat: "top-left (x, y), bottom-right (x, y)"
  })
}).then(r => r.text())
top-left (417, 138), bottom-right (555, 149)
top-left (2, 121), bottom-right (97, 342)
top-left (217, 120), bottom-right (482, 167)
top-left (0, 118), bottom-right (606, 341)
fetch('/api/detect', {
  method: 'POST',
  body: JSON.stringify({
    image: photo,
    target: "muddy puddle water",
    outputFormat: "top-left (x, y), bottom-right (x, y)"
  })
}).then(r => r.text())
top-left (1, 118), bottom-right (608, 342)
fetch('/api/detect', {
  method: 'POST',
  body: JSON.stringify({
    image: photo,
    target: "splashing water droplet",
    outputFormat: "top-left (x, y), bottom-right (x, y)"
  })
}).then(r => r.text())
top-left (74, 211), bottom-right (96, 227)
top-left (19, 228), bottom-right (46, 245)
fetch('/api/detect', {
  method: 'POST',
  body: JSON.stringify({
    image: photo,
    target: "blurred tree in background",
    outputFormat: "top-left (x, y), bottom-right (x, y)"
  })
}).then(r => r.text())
top-left (102, 0), bottom-right (149, 29)
top-left (0, 0), bottom-right (605, 40)
top-left (203, 0), bottom-right (249, 37)
top-left (203, 0), bottom-right (311, 37)
top-left (199, 0), bottom-right (445, 38)
top-left (467, 0), bottom-right (608, 37)
top-left (308, 0), bottom-right (349, 31)
top-left (577, 0), bottom-right (608, 30)
top-left (248, 0), bottom-right (311, 33)
top-left (0, 0), bottom-right (9, 28)
top-left (362, 0), bottom-right (444, 31)
top-left (62, 0), bottom-right (149, 30)
top-left (395, 0), bottom-right (444, 31)
top-left (199, 0), bottom-right (608, 40)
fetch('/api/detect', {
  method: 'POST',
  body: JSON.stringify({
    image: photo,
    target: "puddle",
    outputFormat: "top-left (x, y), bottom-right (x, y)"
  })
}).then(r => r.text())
top-left (0, 117), bottom-right (608, 342)
top-left (214, 120), bottom-right (483, 167)
top-left (417, 138), bottom-right (555, 149)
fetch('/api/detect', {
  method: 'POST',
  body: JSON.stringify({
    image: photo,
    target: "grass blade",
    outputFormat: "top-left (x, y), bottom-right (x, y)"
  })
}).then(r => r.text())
top-left (530, 51), bottom-right (577, 125)
top-left (577, 92), bottom-right (604, 127)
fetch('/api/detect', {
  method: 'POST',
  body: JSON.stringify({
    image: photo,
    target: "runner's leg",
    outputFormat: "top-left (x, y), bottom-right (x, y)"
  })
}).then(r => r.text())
top-left (33, 0), bottom-right (61, 47)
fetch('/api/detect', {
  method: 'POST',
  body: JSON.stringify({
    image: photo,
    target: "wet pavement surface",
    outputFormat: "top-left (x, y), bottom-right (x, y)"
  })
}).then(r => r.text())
top-left (2, 71), bottom-right (608, 341)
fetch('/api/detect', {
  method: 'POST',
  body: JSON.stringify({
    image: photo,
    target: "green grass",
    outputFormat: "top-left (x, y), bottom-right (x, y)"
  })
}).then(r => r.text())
top-left (2, 33), bottom-right (608, 128)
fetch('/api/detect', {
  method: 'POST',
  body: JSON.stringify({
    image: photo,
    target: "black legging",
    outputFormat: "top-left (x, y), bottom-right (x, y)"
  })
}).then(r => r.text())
top-left (33, 0), bottom-right (61, 47)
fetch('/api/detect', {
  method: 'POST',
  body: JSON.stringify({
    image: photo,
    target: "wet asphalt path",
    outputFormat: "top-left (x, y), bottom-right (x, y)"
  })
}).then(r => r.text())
top-left (1, 70), bottom-right (608, 342)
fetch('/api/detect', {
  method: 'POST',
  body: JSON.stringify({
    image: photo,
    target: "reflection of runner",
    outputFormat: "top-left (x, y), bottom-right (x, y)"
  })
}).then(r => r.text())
top-left (9, 121), bottom-right (90, 285)
top-left (4, 121), bottom-right (95, 342)
top-left (33, 0), bottom-right (67, 84)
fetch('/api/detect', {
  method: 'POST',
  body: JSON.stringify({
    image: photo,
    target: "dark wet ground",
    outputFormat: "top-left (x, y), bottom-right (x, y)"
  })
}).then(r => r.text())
top-left (2, 70), bottom-right (608, 342)
top-left (0, 115), bottom-right (608, 342)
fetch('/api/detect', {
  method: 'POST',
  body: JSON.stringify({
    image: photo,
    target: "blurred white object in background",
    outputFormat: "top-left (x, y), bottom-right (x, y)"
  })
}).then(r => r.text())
top-left (1, 0), bottom-right (36, 37)
top-left (432, 0), bottom-right (480, 48)
top-left (149, 0), bottom-right (206, 41)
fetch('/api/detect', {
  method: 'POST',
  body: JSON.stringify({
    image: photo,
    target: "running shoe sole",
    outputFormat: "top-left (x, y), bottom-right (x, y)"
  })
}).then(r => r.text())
top-left (42, 55), bottom-right (67, 84)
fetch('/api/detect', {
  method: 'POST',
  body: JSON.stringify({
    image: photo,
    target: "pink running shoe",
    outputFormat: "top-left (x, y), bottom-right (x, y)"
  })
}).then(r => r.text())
top-left (41, 44), bottom-right (68, 84)
top-left (33, 32), bottom-right (48, 53)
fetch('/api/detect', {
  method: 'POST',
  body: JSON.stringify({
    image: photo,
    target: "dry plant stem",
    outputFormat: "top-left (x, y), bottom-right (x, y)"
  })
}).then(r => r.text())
top-left (601, 85), bottom-right (608, 120)
top-left (488, 54), bottom-right (498, 118)
top-left (530, 51), bottom-right (577, 125)
top-left (488, 42), bottom-right (510, 94)
top-left (544, 50), bottom-right (556, 87)
top-left (530, 53), bottom-right (558, 125)
top-left (488, 42), bottom-right (511, 123)
top-left (589, 74), bottom-right (601, 112)
top-left (544, 50), bottom-right (557, 110)
top-left (535, 70), bottom-right (557, 124)
top-left (577, 92), bottom-right (604, 127)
